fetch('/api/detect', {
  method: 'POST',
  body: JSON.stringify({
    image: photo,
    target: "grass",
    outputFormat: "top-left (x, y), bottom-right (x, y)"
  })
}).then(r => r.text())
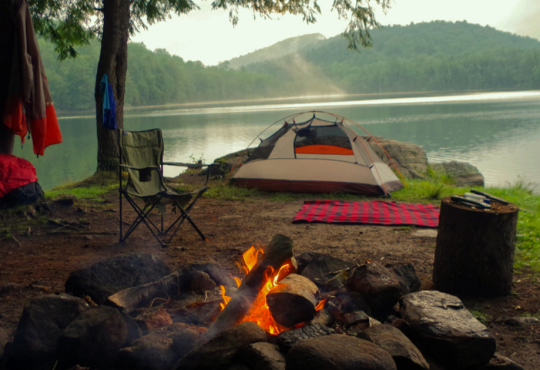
top-left (44, 171), bottom-right (120, 202)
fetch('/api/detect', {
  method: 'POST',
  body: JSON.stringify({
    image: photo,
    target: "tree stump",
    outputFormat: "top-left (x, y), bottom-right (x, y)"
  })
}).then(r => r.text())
top-left (433, 195), bottom-right (519, 297)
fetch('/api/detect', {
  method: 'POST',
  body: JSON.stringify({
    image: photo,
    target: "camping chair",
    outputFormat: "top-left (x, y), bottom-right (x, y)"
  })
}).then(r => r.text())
top-left (118, 128), bottom-right (216, 248)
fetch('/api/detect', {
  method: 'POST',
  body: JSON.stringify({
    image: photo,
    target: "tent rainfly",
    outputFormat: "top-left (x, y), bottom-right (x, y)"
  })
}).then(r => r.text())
top-left (231, 112), bottom-right (404, 196)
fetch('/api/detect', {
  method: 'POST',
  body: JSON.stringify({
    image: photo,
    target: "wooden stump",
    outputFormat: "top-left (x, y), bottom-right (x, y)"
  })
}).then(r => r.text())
top-left (433, 196), bottom-right (519, 297)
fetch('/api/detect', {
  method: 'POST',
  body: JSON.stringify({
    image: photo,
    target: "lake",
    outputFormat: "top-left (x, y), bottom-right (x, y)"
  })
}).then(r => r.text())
top-left (13, 90), bottom-right (540, 191)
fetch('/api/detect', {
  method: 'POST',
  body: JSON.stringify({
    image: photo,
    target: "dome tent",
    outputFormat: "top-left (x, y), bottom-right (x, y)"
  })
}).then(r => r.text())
top-left (231, 111), bottom-right (404, 196)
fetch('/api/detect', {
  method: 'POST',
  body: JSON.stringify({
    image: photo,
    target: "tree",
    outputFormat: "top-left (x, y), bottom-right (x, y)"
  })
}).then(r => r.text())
top-left (24, 0), bottom-right (391, 170)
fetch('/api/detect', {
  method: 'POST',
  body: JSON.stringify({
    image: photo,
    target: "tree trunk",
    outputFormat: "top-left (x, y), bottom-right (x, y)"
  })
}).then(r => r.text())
top-left (94, 0), bottom-right (130, 171)
top-left (433, 196), bottom-right (519, 297)
top-left (0, 0), bottom-right (16, 155)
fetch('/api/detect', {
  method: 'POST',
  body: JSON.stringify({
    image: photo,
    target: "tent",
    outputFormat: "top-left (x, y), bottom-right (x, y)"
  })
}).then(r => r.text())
top-left (231, 111), bottom-right (404, 196)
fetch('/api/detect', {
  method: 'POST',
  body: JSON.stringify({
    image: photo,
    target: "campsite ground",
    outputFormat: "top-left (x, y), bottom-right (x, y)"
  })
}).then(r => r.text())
top-left (0, 173), bottom-right (539, 369)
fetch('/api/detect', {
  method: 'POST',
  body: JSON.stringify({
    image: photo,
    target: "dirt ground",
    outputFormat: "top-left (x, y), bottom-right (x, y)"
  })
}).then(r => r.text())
top-left (1, 187), bottom-right (539, 369)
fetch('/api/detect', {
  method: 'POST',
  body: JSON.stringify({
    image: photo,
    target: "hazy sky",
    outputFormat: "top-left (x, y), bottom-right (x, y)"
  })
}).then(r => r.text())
top-left (131, 0), bottom-right (540, 66)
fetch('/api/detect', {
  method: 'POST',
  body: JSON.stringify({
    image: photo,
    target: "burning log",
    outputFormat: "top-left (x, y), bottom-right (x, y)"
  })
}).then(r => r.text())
top-left (206, 234), bottom-right (296, 339)
top-left (266, 274), bottom-right (319, 328)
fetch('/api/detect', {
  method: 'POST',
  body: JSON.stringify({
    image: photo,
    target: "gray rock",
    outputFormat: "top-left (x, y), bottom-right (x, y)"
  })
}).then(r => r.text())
top-left (366, 137), bottom-right (428, 179)
top-left (430, 161), bottom-right (484, 187)
top-left (172, 321), bottom-right (267, 370)
top-left (278, 323), bottom-right (335, 351)
top-left (357, 324), bottom-right (429, 370)
top-left (118, 323), bottom-right (207, 370)
top-left (300, 253), bottom-right (354, 287)
top-left (286, 334), bottom-right (397, 370)
top-left (346, 263), bottom-right (402, 320)
top-left (57, 306), bottom-right (130, 368)
top-left (65, 253), bottom-right (170, 304)
top-left (399, 290), bottom-right (496, 369)
top-left (389, 263), bottom-right (422, 295)
top-left (9, 294), bottom-right (88, 369)
top-left (238, 342), bottom-right (286, 370)
top-left (477, 353), bottom-right (525, 370)
top-left (504, 316), bottom-right (539, 326)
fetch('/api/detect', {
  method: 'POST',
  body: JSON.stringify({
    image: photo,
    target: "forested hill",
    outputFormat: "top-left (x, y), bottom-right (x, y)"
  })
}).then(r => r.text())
top-left (245, 21), bottom-right (540, 93)
top-left (227, 33), bottom-right (325, 69)
top-left (40, 21), bottom-right (540, 113)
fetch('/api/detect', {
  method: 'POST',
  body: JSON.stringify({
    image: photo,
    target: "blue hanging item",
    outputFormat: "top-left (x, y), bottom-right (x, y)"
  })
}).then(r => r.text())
top-left (100, 73), bottom-right (117, 130)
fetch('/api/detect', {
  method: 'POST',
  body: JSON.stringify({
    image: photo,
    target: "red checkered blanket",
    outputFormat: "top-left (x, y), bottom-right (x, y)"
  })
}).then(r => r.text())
top-left (292, 200), bottom-right (440, 228)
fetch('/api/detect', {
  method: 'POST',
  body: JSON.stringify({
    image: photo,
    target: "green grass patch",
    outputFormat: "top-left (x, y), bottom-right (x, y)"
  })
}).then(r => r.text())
top-left (45, 171), bottom-right (120, 202)
top-left (468, 309), bottom-right (490, 324)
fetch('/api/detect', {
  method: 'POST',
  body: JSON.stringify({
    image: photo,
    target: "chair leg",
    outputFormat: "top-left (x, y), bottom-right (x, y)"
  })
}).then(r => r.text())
top-left (121, 196), bottom-right (168, 247)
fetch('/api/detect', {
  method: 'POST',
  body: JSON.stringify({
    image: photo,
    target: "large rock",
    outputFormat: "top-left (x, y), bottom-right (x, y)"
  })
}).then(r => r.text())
top-left (65, 253), bottom-right (170, 304)
top-left (299, 252), bottom-right (354, 287)
top-left (286, 334), bottom-right (397, 370)
top-left (118, 323), bottom-right (207, 370)
top-left (57, 306), bottom-right (131, 368)
top-left (238, 342), bottom-right (286, 370)
top-left (172, 322), bottom-right (267, 370)
top-left (8, 294), bottom-right (88, 369)
top-left (430, 161), bottom-right (484, 187)
top-left (399, 290), bottom-right (496, 369)
top-left (357, 324), bottom-right (429, 370)
top-left (346, 263), bottom-right (402, 320)
top-left (366, 137), bottom-right (428, 179)
top-left (389, 264), bottom-right (422, 296)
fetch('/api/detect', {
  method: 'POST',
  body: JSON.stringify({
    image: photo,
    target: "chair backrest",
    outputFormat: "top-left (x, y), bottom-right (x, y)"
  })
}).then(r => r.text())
top-left (119, 129), bottom-right (165, 197)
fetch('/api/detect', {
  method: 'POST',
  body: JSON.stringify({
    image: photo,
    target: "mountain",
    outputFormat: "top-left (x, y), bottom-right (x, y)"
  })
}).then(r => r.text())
top-left (243, 21), bottom-right (540, 93)
top-left (226, 33), bottom-right (325, 70)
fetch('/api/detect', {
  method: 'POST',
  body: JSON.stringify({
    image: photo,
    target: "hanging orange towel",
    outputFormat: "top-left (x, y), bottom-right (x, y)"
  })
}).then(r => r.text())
top-left (2, 0), bottom-right (62, 156)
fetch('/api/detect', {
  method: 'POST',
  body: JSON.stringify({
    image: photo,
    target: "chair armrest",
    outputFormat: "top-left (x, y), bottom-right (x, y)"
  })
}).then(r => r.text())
top-left (119, 165), bottom-right (160, 171)
top-left (162, 162), bottom-right (218, 167)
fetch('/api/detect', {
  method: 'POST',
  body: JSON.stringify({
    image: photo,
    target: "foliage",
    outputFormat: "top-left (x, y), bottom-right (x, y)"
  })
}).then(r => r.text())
top-left (44, 171), bottom-right (119, 201)
top-left (39, 21), bottom-right (540, 112)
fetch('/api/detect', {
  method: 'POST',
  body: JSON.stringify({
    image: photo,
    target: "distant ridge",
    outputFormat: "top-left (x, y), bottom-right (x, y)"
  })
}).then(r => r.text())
top-left (227, 33), bottom-right (325, 69)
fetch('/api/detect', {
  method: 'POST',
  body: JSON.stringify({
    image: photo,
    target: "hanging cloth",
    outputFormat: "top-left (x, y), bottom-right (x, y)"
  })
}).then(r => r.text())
top-left (2, 0), bottom-right (63, 156)
top-left (100, 73), bottom-right (117, 130)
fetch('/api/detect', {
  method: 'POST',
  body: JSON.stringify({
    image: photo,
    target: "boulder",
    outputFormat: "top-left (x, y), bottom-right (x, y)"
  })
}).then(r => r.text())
top-left (477, 353), bottom-right (525, 370)
top-left (172, 321), bottom-right (267, 370)
top-left (278, 323), bottom-right (335, 351)
top-left (9, 294), bottom-right (88, 369)
top-left (238, 342), bottom-right (286, 370)
top-left (388, 264), bottom-right (422, 295)
top-left (399, 290), bottom-right (496, 369)
top-left (299, 252), bottom-right (354, 287)
top-left (286, 334), bottom-right (397, 370)
top-left (346, 263), bottom-right (402, 320)
top-left (366, 137), bottom-right (428, 179)
top-left (57, 306), bottom-right (131, 368)
top-left (430, 161), bottom-right (484, 187)
top-left (357, 324), bottom-right (429, 370)
top-left (65, 253), bottom-right (170, 304)
top-left (117, 323), bottom-right (207, 370)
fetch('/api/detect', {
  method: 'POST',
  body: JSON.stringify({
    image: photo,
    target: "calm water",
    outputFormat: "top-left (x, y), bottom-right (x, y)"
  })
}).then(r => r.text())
top-left (13, 91), bottom-right (540, 191)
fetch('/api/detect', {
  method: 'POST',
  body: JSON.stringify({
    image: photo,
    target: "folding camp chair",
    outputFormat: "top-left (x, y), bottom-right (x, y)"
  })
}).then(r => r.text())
top-left (118, 128), bottom-right (216, 248)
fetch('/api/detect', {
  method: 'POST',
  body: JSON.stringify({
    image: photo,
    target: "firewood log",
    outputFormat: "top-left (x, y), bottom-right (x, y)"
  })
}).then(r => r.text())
top-left (267, 273), bottom-right (319, 327)
top-left (205, 234), bottom-right (296, 339)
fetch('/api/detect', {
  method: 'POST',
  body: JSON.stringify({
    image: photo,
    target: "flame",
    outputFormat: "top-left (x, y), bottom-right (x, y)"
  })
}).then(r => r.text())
top-left (219, 245), bottom-right (326, 335)
top-left (219, 285), bottom-right (231, 310)
top-left (315, 298), bottom-right (327, 311)
top-left (233, 277), bottom-right (242, 287)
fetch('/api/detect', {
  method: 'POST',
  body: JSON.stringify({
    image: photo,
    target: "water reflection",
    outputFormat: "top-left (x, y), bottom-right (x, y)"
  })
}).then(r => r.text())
top-left (13, 91), bottom-right (540, 190)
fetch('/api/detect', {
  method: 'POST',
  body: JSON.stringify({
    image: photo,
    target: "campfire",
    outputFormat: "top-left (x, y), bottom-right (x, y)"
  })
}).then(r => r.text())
top-left (213, 238), bottom-right (323, 337)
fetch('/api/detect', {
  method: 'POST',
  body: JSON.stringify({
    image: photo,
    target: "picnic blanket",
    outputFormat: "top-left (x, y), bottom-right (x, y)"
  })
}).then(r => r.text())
top-left (292, 200), bottom-right (440, 228)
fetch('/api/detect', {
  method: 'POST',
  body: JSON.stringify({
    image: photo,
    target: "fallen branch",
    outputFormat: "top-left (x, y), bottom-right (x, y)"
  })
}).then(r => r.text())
top-left (12, 235), bottom-right (22, 248)
top-left (205, 234), bottom-right (295, 339)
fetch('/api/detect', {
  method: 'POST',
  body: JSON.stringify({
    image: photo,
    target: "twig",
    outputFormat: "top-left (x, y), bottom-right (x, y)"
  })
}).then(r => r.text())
top-left (51, 360), bottom-right (58, 370)
top-left (12, 234), bottom-right (22, 248)
top-left (149, 297), bottom-right (169, 308)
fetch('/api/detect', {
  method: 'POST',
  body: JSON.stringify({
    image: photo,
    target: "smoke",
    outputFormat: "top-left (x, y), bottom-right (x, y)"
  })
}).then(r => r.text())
top-left (499, 0), bottom-right (540, 40)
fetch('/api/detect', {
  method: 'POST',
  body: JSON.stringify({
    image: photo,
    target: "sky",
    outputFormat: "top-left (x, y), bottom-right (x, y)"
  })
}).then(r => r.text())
top-left (131, 0), bottom-right (540, 66)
